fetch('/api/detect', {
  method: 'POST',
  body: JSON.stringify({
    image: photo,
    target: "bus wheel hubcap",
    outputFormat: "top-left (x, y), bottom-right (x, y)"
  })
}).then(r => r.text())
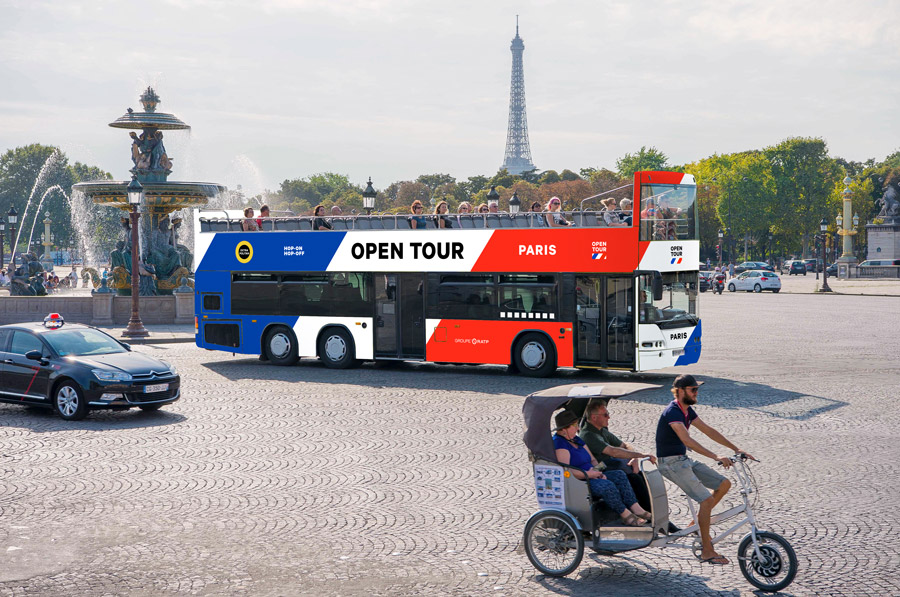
top-left (521, 342), bottom-right (546, 369)
top-left (57, 387), bottom-right (78, 416)
top-left (325, 336), bottom-right (346, 361)
top-left (270, 333), bottom-right (290, 358)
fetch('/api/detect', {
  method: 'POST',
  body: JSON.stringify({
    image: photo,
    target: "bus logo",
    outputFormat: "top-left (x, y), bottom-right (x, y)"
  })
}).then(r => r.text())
top-left (236, 241), bottom-right (253, 264)
top-left (670, 245), bottom-right (683, 264)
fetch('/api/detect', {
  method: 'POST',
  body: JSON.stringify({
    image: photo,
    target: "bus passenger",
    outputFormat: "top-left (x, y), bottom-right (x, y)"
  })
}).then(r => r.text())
top-left (434, 200), bottom-right (453, 228)
top-left (553, 410), bottom-right (651, 527)
top-left (331, 205), bottom-right (343, 217)
top-left (256, 204), bottom-right (269, 229)
top-left (529, 201), bottom-right (545, 227)
top-left (601, 198), bottom-right (625, 227)
top-left (241, 207), bottom-right (259, 231)
top-left (545, 197), bottom-right (571, 227)
top-left (476, 203), bottom-right (489, 214)
top-left (313, 205), bottom-right (333, 230)
top-left (456, 201), bottom-right (471, 227)
top-left (619, 198), bottom-right (633, 226)
top-left (410, 200), bottom-right (427, 229)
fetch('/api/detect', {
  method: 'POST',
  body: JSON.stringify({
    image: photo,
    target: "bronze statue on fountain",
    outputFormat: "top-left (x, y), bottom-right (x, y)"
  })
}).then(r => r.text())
top-left (9, 252), bottom-right (49, 296)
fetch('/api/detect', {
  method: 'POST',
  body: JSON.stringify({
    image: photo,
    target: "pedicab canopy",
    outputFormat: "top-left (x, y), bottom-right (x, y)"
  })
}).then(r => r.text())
top-left (523, 383), bottom-right (661, 463)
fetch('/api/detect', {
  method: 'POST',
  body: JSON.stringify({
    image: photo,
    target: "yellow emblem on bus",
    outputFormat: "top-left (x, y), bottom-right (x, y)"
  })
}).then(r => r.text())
top-left (236, 241), bottom-right (253, 264)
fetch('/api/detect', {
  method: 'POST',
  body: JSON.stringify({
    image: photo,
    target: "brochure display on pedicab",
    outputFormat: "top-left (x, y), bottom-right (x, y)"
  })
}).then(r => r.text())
top-left (533, 464), bottom-right (565, 509)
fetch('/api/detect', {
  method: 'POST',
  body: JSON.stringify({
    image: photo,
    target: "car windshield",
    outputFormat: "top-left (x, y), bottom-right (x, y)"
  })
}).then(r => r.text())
top-left (42, 328), bottom-right (127, 356)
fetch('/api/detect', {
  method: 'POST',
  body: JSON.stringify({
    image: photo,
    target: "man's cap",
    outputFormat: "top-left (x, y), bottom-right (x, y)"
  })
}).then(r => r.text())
top-left (673, 374), bottom-right (704, 389)
top-left (554, 410), bottom-right (579, 431)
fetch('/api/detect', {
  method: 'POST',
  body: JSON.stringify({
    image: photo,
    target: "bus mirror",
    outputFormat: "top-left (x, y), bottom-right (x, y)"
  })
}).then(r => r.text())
top-left (652, 274), bottom-right (663, 301)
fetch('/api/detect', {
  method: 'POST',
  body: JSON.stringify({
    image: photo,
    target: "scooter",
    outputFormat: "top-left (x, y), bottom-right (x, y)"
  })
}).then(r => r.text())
top-left (713, 273), bottom-right (726, 294)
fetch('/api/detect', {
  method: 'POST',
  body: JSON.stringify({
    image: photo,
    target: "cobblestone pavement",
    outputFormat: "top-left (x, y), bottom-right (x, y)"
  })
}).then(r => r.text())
top-left (1, 292), bottom-right (898, 596)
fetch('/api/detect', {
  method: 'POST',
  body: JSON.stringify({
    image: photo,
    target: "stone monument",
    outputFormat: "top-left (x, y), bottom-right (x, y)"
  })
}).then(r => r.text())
top-left (866, 174), bottom-right (900, 261)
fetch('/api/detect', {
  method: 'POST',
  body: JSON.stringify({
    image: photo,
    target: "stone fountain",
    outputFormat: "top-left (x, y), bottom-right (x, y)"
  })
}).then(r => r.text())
top-left (73, 87), bottom-right (226, 295)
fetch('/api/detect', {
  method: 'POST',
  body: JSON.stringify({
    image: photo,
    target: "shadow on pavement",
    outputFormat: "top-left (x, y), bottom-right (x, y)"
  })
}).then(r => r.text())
top-left (201, 358), bottom-right (846, 421)
top-left (0, 403), bottom-right (186, 432)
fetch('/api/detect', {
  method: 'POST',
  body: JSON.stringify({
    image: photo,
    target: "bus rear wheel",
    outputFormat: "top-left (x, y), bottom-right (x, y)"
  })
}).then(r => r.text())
top-left (514, 333), bottom-right (556, 378)
top-left (318, 327), bottom-right (358, 369)
top-left (265, 326), bottom-right (299, 366)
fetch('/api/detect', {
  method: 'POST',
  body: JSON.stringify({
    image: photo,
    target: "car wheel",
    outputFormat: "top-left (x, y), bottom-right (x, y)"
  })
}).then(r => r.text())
top-left (754, 284), bottom-right (762, 293)
top-left (728, 283), bottom-right (736, 292)
top-left (265, 326), bottom-right (299, 366)
top-left (514, 333), bottom-right (557, 378)
top-left (318, 327), bottom-right (358, 369)
top-left (773, 289), bottom-right (780, 293)
top-left (53, 381), bottom-right (89, 421)
top-left (803, 272), bottom-right (806, 276)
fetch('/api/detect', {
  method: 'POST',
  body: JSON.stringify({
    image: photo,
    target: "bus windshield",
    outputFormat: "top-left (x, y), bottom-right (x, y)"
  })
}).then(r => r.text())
top-left (638, 272), bottom-right (698, 329)
top-left (639, 184), bottom-right (697, 241)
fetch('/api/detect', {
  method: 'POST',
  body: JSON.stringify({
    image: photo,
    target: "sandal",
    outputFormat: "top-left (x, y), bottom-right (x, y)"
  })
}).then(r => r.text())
top-left (698, 554), bottom-right (729, 565)
top-left (634, 511), bottom-right (652, 522)
top-left (621, 514), bottom-right (648, 527)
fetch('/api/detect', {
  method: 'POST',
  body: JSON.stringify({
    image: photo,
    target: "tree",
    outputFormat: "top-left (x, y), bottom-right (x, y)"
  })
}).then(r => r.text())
top-left (538, 170), bottom-right (560, 185)
top-left (539, 180), bottom-right (593, 210)
top-left (489, 168), bottom-right (517, 189)
top-left (559, 169), bottom-right (581, 181)
top-left (615, 146), bottom-right (670, 178)
top-left (712, 152), bottom-right (777, 261)
top-left (458, 175), bottom-right (489, 200)
top-left (416, 173), bottom-right (455, 190)
top-left (766, 138), bottom-right (842, 257)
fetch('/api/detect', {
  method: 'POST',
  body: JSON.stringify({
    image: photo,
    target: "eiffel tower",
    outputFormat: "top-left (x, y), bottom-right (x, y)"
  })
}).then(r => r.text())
top-left (501, 17), bottom-right (536, 175)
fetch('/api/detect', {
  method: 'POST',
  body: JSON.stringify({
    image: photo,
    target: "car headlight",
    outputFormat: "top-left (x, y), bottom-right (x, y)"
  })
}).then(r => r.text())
top-left (160, 360), bottom-right (177, 375)
top-left (92, 369), bottom-right (133, 383)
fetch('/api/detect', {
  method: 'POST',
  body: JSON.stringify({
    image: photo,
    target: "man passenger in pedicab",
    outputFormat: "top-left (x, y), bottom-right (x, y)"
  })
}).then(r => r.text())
top-left (656, 374), bottom-right (755, 565)
top-left (578, 400), bottom-right (656, 508)
top-left (553, 410), bottom-right (651, 527)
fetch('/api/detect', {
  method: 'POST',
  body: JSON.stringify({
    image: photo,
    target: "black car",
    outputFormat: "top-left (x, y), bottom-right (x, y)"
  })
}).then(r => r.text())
top-left (803, 258), bottom-right (822, 273)
top-left (0, 314), bottom-right (180, 420)
top-left (734, 261), bottom-right (774, 274)
top-left (698, 271), bottom-right (713, 292)
top-left (788, 261), bottom-right (807, 275)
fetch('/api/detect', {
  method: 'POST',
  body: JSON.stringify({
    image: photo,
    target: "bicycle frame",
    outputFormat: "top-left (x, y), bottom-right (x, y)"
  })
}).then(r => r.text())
top-left (648, 456), bottom-right (768, 562)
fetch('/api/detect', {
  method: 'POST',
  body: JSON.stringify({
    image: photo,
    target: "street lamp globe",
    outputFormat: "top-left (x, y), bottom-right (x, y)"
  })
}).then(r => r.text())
top-left (7, 206), bottom-right (17, 225)
top-left (836, 214), bottom-right (843, 228)
top-left (509, 190), bottom-right (521, 214)
top-left (717, 228), bottom-right (723, 239)
top-left (362, 177), bottom-right (377, 214)
top-left (852, 213), bottom-right (859, 227)
top-left (486, 185), bottom-right (500, 209)
top-left (126, 176), bottom-right (143, 206)
top-left (819, 218), bottom-right (827, 232)
top-left (843, 176), bottom-right (852, 186)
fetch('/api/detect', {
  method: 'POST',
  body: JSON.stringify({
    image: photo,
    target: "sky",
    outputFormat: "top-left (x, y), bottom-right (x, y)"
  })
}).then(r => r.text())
top-left (1, 0), bottom-right (898, 197)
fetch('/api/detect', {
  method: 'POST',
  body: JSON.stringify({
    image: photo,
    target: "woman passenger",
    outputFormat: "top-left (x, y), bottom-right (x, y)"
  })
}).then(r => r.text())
top-left (601, 198), bottom-right (624, 227)
top-left (456, 201), bottom-right (472, 227)
top-left (410, 200), bottom-right (427, 229)
top-left (476, 203), bottom-right (489, 214)
top-left (434, 200), bottom-right (453, 228)
top-left (241, 207), bottom-right (259, 231)
top-left (529, 201), bottom-right (545, 227)
top-left (545, 197), bottom-right (571, 227)
top-left (553, 410), bottom-right (651, 526)
top-left (312, 204), bottom-right (332, 230)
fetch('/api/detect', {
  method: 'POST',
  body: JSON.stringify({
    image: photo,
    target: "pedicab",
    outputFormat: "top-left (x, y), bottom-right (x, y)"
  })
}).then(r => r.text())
top-left (521, 383), bottom-right (798, 592)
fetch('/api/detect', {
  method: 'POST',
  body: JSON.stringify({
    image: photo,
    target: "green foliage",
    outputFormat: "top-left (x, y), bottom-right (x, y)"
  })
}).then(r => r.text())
top-left (559, 169), bottom-right (581, 182)
top-left (538, 170), bottom-right (560, 184)
top-left (489, 168), bottom-right (517, 189)
top-left (615, 146), bottom-right (670, 178)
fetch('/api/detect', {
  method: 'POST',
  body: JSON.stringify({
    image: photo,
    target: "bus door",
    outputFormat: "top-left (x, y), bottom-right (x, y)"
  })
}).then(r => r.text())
top-left (375, 273), bottom-right (425, 359)
top-left (574, 275), bottom-right (635, 368)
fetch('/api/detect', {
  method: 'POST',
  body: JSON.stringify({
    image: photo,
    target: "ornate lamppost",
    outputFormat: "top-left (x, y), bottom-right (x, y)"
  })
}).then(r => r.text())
top-left (717, 228), bottom-right (723, 266)
top-left (509, 190), bottom-right (521, 214)
top-left (123, 176), bottom-right (150, 338)
top-left (816, 218), bottom-right (832, 292)
top-left (836, 176), bottom-right (859, 278)
top-left (0, 219), bottom-right (5, 270)
top-left (7, 206), bottom-right (17, 268)
top-left (487, 185), bottom-right (500, 211)
top-left (362, 177), bottom-right (377, 216)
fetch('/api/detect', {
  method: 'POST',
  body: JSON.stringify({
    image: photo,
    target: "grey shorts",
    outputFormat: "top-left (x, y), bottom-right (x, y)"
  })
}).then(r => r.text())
top-left (657, 455), bottom-right (727, 503)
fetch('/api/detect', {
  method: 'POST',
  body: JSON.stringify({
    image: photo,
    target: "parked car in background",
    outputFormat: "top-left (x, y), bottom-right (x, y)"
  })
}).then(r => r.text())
top-left (858, 259), bottom-right (900, 266)
top-left (727, 270), bottom-right (782, 293)
top-left (699, 271), bottom-right (713, 292)
top-left (825, 263), bottom-right (838, 276)
top-left (734, 261), bottom-right (775, 274)
top-left (803, 258), bottom-right (823, 273)
top-left (787, 261), bottom-right (807, 275)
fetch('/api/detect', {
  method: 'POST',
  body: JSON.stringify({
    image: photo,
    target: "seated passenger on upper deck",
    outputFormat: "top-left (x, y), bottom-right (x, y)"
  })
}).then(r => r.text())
top-left (410, 200), bottom-right (427, 229)
top-left (545, 197), bottom-right (572, 228)
top-left (601, 198), bottom-right (626, 227)
top-left (434, 201), bottom-right (453, 228)
top-left (241, 207), bottom-right (259, 231)
top-left (313, 204), bottom-right (333, 230)
top-left (553, 410), bottom-right (651, 526)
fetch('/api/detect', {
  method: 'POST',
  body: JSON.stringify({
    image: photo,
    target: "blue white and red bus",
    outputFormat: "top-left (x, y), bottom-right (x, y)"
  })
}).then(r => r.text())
top-left (192, 171), bottom-right (700, 377)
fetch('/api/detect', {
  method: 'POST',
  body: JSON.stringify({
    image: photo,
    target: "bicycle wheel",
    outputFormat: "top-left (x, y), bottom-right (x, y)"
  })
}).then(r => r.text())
top-left (523, 511), bottom-right (584, 577)
top-left (737, 531), bottom-right (798, 592)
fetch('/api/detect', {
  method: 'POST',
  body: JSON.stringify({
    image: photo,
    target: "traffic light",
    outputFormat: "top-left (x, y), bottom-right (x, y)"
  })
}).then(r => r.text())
top-left (716, 245), bottom-right (720, 251)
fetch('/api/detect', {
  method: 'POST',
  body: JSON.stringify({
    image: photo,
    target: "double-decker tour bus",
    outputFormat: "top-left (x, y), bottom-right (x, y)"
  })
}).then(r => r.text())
top-left (192, 171), bottom-right (700, 377)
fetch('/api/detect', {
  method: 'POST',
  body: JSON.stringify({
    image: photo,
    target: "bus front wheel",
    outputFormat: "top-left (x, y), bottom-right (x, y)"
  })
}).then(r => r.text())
top-left (318, 328), bottom-right (358, 369)
top-left (265, 326), bottom-right (299, 366)
top-left (514, 333), bottom-right (556, 378)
